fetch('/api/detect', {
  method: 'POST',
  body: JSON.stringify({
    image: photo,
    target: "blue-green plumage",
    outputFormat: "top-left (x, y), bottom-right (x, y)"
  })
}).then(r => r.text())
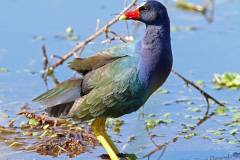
top-left (69, 55), bottom-right (147, 120)
top-left (33, 0), bottom-right (173, 123)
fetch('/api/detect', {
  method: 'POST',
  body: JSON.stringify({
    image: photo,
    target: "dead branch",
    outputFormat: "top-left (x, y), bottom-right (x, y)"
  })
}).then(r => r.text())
top-left (109, 30), bottom-right (128, 43)
top-left (41, 45), bottom-right (49, 88)
top-left (171, 69), bottom-right (224, 107)
top-left (41, 45), bottom-right (60, 87)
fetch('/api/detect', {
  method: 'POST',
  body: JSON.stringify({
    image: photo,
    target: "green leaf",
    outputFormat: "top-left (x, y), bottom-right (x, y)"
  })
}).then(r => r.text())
top-left (157, 88), bottom-right (170, 94)
top-left (28, 119), bottom-right (40, 126)
top-left (188, 107), bottom-right (201, 112)
top-left (195, 80), bottom-right (204, 86)
top-left (123, 154), bottom-right (137, 160)
top-left (66, 26), bottom-right (74, 35)
top-left (113, 119), bottom-right (124, 126)
top-left (145, 119), bottom-right (160, 130)
top-left (227, 140), bottom-right (237, 145)
top-left (233, 112), bottom-right (240, 121)
top-left (43, 124), bottom-right (49, 130)
top-left (229, 128), bottom-right (238, 136)
top-left (163, 113), bottom-right (170, 119)
top-left (0, 67), bottom-right (9, 73)
top-left (145, 120), bottom-right (156, 130)
top-left (215, 106), bottom-right (228, 116)
top-left (32, 132), bottom-right (39, 136)
top-left (184, 132), bottom-right (197, 140)
top-left (212, 72), bottom-right (240, 89)
top-left (207, 129), bottom-right (223, 136)
top-left (184, 115), bottom-right (193, 119)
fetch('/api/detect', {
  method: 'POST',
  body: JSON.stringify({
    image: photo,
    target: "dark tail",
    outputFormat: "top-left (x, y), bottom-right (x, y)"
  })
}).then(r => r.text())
top-left (45, 101), bottom-right (74, 117)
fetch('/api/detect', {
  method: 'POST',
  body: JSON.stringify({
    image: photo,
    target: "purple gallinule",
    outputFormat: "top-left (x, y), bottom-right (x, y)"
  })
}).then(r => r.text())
top-left (33, 1), bottom-right (173, 159)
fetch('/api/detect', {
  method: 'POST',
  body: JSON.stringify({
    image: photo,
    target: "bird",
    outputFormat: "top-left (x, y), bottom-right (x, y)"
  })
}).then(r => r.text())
top-left (33, 1), bottom-right (173, 159)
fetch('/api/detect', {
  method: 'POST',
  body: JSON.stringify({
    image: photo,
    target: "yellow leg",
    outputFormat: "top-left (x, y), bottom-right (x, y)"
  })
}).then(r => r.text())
top-left (91, 117), bottom-right (120, 160)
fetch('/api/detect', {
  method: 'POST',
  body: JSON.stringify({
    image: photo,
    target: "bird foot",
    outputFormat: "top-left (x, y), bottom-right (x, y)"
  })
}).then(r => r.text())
top-left (100, 153), bottom-right (137, 160)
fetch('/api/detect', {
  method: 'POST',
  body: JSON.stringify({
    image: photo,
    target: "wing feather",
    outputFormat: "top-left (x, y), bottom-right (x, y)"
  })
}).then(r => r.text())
top-left (33, 79), bottom-right (82, 107)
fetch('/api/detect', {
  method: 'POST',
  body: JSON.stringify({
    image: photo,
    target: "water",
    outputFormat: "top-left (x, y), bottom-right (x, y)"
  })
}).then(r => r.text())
top-left (0, 0), bottom-right (239, 159)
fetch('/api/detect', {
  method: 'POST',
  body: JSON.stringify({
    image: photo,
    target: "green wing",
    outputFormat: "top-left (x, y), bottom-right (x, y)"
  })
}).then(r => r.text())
top-left (68, 42), bottom-right (137, 74)
top-left (69, 54), bottom-right (127, 74)
top-left (33, 79), bottom-right (82, 107)
top-left (68, 57), bottom-right (142, 121)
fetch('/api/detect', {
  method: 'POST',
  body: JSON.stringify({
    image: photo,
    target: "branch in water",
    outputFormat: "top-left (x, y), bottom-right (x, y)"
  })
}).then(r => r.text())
top-left (171, 69), bottom-right (224, 107)
top-left (41, 45), bottom-right (60, 87)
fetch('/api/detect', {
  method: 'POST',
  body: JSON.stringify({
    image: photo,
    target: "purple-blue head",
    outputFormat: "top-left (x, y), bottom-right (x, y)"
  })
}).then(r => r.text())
top-left (119, 0), bottom-right (169, 26)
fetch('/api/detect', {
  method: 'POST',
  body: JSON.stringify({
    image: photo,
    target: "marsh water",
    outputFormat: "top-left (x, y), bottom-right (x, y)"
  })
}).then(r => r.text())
top-left (0, 0), bottom-right (240, 159)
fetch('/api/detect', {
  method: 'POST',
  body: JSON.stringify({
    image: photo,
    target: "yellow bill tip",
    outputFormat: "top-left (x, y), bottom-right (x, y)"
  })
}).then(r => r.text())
top-left (119, 14), bottom-right (127, 20)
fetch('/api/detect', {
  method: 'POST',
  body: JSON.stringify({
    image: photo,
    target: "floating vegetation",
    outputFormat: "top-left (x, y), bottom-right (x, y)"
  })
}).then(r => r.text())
top-left (145, 119), bottom-right (162, 130)
top-left (212, 72), bottom-right (240, 89)
top-left (229, 128), bottom-right (238, 136)
top-left (195, 80), bottom-right (205, 87)
top-left (0, 67), bottom-right (9, 73)
top-left (207, 129), bottom-right (223, 136)
top-left (157, 88), bottom-right (170, 94)
top-left (184, 132), bottom-right (198, 140)
top-left (187, 106), bottom-right (201, 113)
top-left (226, 111), bottom-right (240, 127)
top-left (145, 115), bottom-right (173, 130)
top-left (106, 118), bottom-right (124, 134)
top-left (214, 105), bottom-right (228, 116)
top-left (0, 109), bottom-right (98, 158)
top-left (55, 26), bottom-right (80, 41)
top-left (66, 26), bottom-right (80, 41)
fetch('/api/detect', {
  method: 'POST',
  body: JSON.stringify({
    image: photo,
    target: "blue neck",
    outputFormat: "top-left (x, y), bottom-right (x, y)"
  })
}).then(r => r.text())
top-left (138, 23), bottom-right (172, 95)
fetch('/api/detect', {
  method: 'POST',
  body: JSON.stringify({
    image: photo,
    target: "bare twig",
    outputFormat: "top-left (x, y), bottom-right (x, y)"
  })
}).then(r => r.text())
top-left (143, 133), bottom-right (167, 159)
top-left (109, 30), bottom-right (128, 43)
top-left (171, 69), bottom-right (224, 107)
top-left (102, 28), bottom-right (128, 44)
top-left (41, 45), bottom-right (48, 72)
top-left (41, 45), bottom-right (60, 87)
top-left (51, 55), bottom-right (64, 61)
top-left (41, 45), bottom-right (49, 88)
